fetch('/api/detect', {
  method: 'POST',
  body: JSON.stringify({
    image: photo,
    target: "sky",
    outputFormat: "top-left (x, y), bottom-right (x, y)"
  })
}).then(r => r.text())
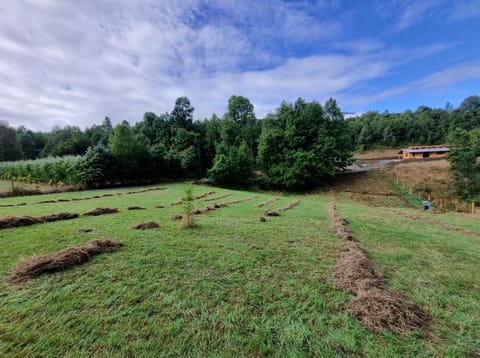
top-left (0, 0), bottom-right (479, 131)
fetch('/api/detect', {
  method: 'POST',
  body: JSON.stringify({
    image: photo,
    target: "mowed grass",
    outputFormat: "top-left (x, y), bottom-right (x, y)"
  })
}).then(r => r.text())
top-left (0, 183), bottom-right (479, 356)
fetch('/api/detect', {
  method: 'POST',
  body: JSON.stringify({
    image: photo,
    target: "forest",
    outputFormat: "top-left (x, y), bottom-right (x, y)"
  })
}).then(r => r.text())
top-left (0, 95), bottom-right (479, 196)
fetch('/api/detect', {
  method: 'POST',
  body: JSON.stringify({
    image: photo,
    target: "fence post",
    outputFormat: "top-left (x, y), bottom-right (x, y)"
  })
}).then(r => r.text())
top-left (472, 202), bottom-right (476, 214)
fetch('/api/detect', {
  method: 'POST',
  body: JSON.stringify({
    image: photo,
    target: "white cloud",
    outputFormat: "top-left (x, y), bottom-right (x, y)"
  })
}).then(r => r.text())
top-left (0, 0), bottom-right (472, 130)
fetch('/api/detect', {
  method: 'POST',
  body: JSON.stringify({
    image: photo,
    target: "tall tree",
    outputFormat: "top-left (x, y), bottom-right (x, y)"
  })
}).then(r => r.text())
top-left (447, 128), bottom-right (480, 202)
top-left (170, 97), bottom-right (194, 130)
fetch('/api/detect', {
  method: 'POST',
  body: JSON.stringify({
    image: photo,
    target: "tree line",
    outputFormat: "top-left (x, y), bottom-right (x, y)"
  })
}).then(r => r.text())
top-left (0, 96), bottom-right (352, 190)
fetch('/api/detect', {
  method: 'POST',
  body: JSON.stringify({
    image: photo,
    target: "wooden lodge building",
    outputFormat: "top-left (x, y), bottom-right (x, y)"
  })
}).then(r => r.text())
top-left (398, 145), bottom-right (450, 160)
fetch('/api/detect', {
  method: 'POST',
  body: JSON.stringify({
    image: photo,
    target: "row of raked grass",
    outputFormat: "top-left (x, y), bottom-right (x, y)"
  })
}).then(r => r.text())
top-left (0, 183), bottom-right (479, 356)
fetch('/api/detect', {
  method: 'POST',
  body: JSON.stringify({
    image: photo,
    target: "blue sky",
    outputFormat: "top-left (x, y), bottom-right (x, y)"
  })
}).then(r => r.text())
top-left (0, 0), bottom-right (479, 130)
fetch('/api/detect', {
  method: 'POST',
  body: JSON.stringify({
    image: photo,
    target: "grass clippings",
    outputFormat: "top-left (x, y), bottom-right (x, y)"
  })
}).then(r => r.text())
top-left (171, 214), bottom-right (183, 221)
top-left (42, 213), bottom-right (79, 222)
top-left (0, 212), bottom-right (79, 230)
top-left (83, 207), bottom-right (119, 216)
top-left (259, 216), bottom-right (266, 222)
top-left (133, 222), bottom-right (160, 230)
top-left (265, 210), bottom-right (280, 217)
top-left (155, 204), bottom-right (165, 208)
top-left (202, 193), bottom-right (232, 202)
top-left (127, 206), bottom-right (145, 210)
top-left (9, 238), bottom-right (123, 283)
top-left (328, 202), bottom-right (430, 334)
top-left (279, 199), bottom-right (300, 212)
top-left (254, 197), bottom-right (281, 208)
top-left (194, 191), bottom-right (216, 199)
top-left (351, 288), bottom-right (431, 334)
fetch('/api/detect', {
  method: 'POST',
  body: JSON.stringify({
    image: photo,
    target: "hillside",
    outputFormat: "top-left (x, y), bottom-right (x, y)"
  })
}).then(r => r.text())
top-left (0, 183), bottom-right (479, 356)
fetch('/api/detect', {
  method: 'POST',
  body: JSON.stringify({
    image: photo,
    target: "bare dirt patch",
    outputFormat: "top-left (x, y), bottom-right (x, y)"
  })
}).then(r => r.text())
top-left (133, 222), bottom-right (160, 230)
top-left (83, 208), bottom-right (119, 216)
top-left (9, 238), bottom-right (123, 283)
top-left (328, 202), bottom-right (430, 334)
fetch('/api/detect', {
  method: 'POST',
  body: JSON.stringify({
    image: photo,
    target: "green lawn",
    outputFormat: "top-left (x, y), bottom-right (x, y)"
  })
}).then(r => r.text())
top-left (0, 183), bottom-right (479, 356)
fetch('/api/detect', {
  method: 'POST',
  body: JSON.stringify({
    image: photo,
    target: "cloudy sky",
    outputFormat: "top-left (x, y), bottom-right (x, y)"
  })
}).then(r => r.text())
top-left (1, 0), bottom-right (479, 130)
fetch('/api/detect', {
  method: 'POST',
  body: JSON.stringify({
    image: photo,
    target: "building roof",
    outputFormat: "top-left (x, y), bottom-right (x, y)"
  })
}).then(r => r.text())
top-left (399, 147), bottom-right (450, 154)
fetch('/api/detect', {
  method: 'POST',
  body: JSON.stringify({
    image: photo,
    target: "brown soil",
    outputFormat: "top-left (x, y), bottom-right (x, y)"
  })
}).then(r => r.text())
top-left (9, 238), bottom-right (123, 283)
top-left (127, 206), bottom-right (145, 210)
top-left (83, 208), bottom-right (119, 216)
top-left (328, 202), bottom-right (430, 334)
top-left (351, 288), bottom-right (431, 334)
top-left (254, 197), bottom-right (280, 208)
top-left (133, 222), bottom-right (160, 230)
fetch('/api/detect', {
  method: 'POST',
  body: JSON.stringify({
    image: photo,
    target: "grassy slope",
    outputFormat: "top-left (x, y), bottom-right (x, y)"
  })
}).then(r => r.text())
top-left (0, 183), bottom-right (479, 356)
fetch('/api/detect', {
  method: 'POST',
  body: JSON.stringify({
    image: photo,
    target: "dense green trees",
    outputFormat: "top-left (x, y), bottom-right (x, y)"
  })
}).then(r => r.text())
top-left (1, 94), bottom-right (479, 193)
top-left (258, 98), bottom-right (352, 189)
top-left (447, 128), bottom-right (480, 203)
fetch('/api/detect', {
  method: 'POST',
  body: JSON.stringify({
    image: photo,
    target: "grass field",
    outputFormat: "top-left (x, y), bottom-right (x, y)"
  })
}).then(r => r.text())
top-left (1, 182), bottom-right (479, 356)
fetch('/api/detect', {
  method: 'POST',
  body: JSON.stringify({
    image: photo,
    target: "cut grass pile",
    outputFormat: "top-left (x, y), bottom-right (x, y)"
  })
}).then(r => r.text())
top-left (0, 182), bottom-right (479, 356)
top-left (9, 238), bottom-right (122, 283)
top-left (133, 222), bottom-right (160, 230)
top-left (0, 212), bottom-right (79, 229)
top-left (329, 202), bottom-right (430, 334)
top-left (83, 207), bottom-right (119, 216)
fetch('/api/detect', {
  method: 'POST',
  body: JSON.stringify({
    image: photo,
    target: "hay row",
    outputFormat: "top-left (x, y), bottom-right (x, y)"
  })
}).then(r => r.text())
top-left (83, 207), bottom-right (119, 216)
top-left (9, 238), bottom-right (123, 283)
top-left (127, 206), bottom-right (145, 210)
top-left (171, 195), bottom-right (259, 220)
top-left (253, 197), bottom-right (280, 208)
top-left (279, 199), bottom-right (300, 212)
top-left (0, 187), bottom-right (167, 208)
top-left (0, 212), bottom-right (79, 229)
top-left (201, 193), bottom-right (232, 202)
top-left (344, 190), bottom-right (399, 197)
top-left (194, 191), bottom-right (216, 199)
top-left (328, 202), bottom-right (430, 334)
top-left (386, 208), bottom-right (480, 237)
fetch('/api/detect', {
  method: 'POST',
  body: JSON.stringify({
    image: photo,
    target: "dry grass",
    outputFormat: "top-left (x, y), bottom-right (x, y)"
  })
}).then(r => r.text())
top-left (0, 212), bottom-right (79, 229)
top-left (83, 207), bottom-right (119, 216)
top-left (388, 160), bottom-right (451, 198)
top-left (355, 149), bottom-right (400, 160)
top-left (328, 202), bottom-right (430, 334)
top-left (133, 222), bottom-right (160, 230)
top-left (9, 238), bottom-right (123, 283)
